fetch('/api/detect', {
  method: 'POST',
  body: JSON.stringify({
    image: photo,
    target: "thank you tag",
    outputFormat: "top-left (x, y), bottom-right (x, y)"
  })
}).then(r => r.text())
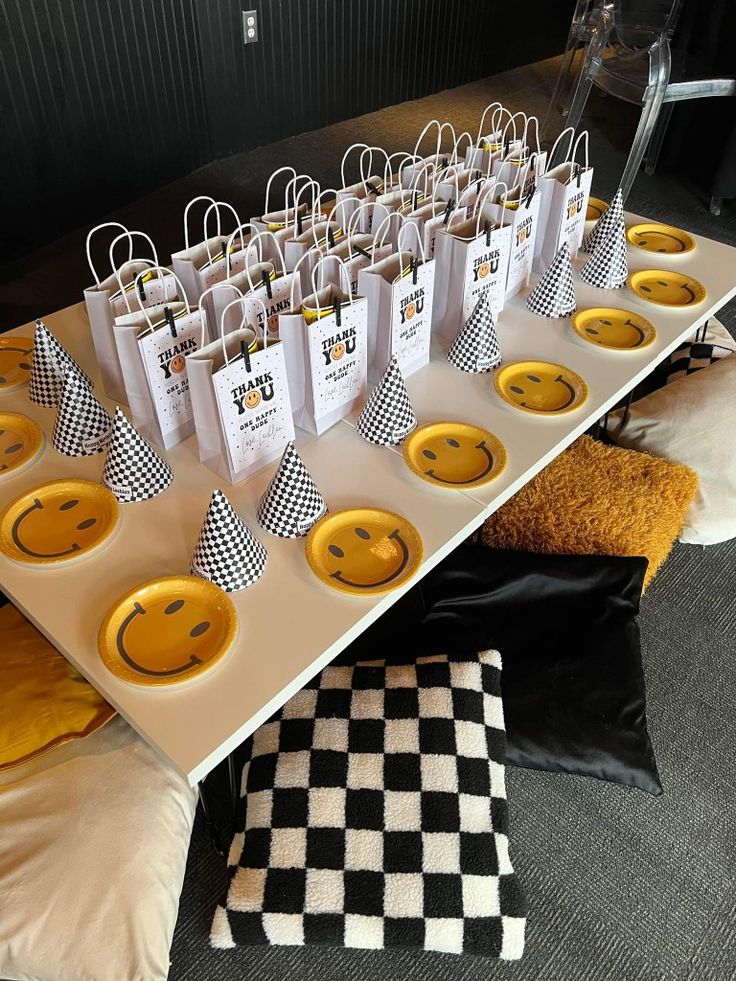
top-left (390, 261), bottom-right (435, 374)
top-left (213, 346), bottom-right (295, 474)
top-left (308, 299), bottom-right (368, 420)
top-left (462, 224), bottom-right (512, 320)
top-left (138, 313), bottom-right (202, 438)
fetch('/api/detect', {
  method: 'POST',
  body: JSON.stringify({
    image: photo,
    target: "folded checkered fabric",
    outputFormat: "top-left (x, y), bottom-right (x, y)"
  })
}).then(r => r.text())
top-left (653, 317), bottom-right (735, 387)
top-left (211, 651), bottom-right (526, 959)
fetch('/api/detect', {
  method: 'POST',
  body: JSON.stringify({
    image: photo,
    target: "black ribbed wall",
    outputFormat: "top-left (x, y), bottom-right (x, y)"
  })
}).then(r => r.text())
top-left (0, 0), bottom-right (573, 264)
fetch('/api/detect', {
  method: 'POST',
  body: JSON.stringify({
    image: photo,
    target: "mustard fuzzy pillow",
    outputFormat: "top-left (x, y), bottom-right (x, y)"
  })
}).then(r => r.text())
top-left (481, 436), bottom-right (698, 589)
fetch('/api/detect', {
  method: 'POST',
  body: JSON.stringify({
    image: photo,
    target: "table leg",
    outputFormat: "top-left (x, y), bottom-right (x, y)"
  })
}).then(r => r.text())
top-left (198, 781), bottom-right (225, 856)
top-left (228, 751), bottom-right (239, 825)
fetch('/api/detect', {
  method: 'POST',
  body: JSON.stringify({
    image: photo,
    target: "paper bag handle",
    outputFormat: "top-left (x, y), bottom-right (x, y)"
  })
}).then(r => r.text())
top-left (264, 166), bottom-right (297, 215)
top-left (473, 180), bottom-right (510, 239)
top-left (220, 295), bottom-right (271, 370)
top-left (546, 126), bottom-right (576, 172)
top-left (202, 201), bottom-right (244, 265)
top-left (131, 265), bottom-right (190, 334)
top-left (108, 230), bottom-right (158, 279)
top-left (289, 248), bottom-right (323, 309)
top-left (86, 221), bottom-right (131, 286)
top-left (310, 254), bottom-right (355, 306)
top-left (373, 210), bottom-right (404, 249)
top-left (242, 230), bottom-right (288, 294)
top-left (474, 102), bottom-right (504, 145)
top-left (197, 282), bottom-right (242, 348)
top-left (345, 201), bottom-right (378, 252)
top-left (340, 143), bottom-right (373, 189)
top-left (384, 152), bottom-right (415, 190)
top-left (183, 196), bottom-right (217, 250)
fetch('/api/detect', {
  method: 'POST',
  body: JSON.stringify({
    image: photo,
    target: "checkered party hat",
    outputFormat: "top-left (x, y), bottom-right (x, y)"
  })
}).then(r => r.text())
top-left (583, 187), bottom-right (623, 254)
top-left (257, 442), bottom-right (327, 538)
top-left (579, 217), bottom-right (628, 289)
top-left (191, 489), bottom-right (267, 592)
top-left (52, 370), bottom-right (112, 457)
top-left (356, 355), bottom-right (417, 446)
top-left (447, 291), bottom-right (502, 373)
top-left (102, 407), bottom-right (173, 503)
top-left (526, 243), bottom-right (576, 318)
top-left (29, 320), bottom-right (93, 408)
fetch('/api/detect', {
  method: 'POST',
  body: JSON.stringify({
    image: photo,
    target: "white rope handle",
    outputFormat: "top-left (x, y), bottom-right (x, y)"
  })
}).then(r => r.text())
top-left (183, 196), bottom-right (217, 250)
top-left (481, 106), bottom-right (513, 147)
top-left (359, 146), bottom-right (389, 191)
top-left (225, 222), bottom-right (261, 277)
top-left (373, 210), bottom-right (404, 249)
top-left (397, 219), bottom-right (428, 265)
top-left (451, 130), bottom-right (474, 168)
top-left (571, 130), bottom-right (590, 172)
top-left (289, 248), bottom-right (323, 309)
top-left (474, 102), bottom-right (503, 145)
top-left (289, 178), bottom-right (321, 240)
top-left (474, 180), bottom-right (510, 238)
top-left (340, 143), bottom-right (372, 189)
top-left (86, 221), bottom-right (131, 285)
top-left (308, 188), bottom-right (341, 249)
top-left (546, 126), bottom-right (576, 171)
top-left (131, 265), bottom-right (190, 332)
top-left (243, 230), bottom-right (288, 293)
top-left (329, 194), bottom-right (361, 232)
top-left (198, 282), bottom-right (242, 348)
top-left (264, 166), bottom-right (297, 215)
top-left (220, 295), bottom-right (270, 365)
top-left (309, 254), bottom-right (355, 310)
top-left (109, 230), bottom-right (160, 312)
top-left (523, 114), bottom-right (542, 157)
top-left (346, 201), bottom-right (378, 254)
top-left (202, 201), bottom-right (243, 265)
top-left (384, 152), bottom-right (414, 189)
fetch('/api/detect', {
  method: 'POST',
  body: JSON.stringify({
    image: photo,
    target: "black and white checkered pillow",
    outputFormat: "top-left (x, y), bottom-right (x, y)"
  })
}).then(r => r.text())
top-left (655, 317), bottom-right (735, 386)
top-left (211, 651), bottom-right (526, 959)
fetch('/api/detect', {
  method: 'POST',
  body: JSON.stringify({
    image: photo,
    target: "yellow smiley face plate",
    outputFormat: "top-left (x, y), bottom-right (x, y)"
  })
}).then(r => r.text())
top-left (571, 308), bottom-right (656, 351)
top-left (99, 576), bottom-right (238, 687)
top-left (628, 269), bottom-right (707, 308)
top-left (0, 336), bottom-right (34, 392)
top-left (0, 413), bottom-right (45, 478)
top-left (494, 361), bottom-right (589, 415)
top-left (0, 479), bottom-right (120, 566)
top-left (403, 422), bottom-right (507, 490)
top-left (626, 223), bottom-right (695, 256)
top-left (586, 197), bottom-right (608, 222)
top-left (306, 508), bottom-right (423, 596)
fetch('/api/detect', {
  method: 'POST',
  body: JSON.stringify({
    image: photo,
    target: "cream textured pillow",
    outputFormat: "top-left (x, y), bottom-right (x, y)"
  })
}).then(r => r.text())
top-left (608, 353), bottom-right (736, 546)
top-left (0, 716), bottom-right (197, 981)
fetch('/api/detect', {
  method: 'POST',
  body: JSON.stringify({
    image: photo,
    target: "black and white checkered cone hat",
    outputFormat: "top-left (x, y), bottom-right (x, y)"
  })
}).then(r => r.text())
top-left (447, 291), bottom-right (502, 373)
top-left (52, 370), bottom-right (112, 457)
top-left (583, 187), bottom-right (624, 254)
top-left (102, 407), bottom-right (173, 503)
top-left (257, 442), bottom-right (327, 539)
top-left (29, 320), bottom-right (93, 408)
top-left (526, 243), bottom-right (576, 318)
top-left (356, 356), bottom-right (417, 446)
top-left (191, 489), bottom-right (267, 592)
top-left (579, 217), bottom-right (628, 289)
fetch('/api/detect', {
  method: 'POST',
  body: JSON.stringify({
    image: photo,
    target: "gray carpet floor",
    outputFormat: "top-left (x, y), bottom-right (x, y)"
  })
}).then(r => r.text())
top-left (3, 53), bottom-right (734, 981)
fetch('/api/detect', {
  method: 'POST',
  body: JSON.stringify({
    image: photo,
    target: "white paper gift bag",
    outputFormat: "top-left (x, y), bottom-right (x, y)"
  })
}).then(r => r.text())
top-left (533, 128), bottom-right (593, 272)
top-left (319, 201), bottom-right (393, 295)
top-left (250, 167), bottom-right (313, 261)
top-left (284, 185), bottom-right (344, 283)
top-left (358, 223), bottom-right (435, 381)
top-left (485, 157), bottom-right (543, 300)
top-left (187, 296), bottom-right (295, 484)
top-left (335, 144), bottom-right (388, 231)
top-left (212, 231), bottom-right (300, 341)
top-left (431, 184), bottom-right (513, 344)
top-left (279, 257), bottom-right (368, 435)
top-left (112, 267), bottom-right (210, 449)
top-left (171, 197), bottom-right (257, 321)
top-left (84, 224), bottom-right (178, 403)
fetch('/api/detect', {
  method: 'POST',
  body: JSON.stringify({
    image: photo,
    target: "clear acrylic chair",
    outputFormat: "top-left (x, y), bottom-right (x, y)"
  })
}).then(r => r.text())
top-left (541, 0), bottom-right (614, 139)
top-left (565, 0), bottom-right (736, 204)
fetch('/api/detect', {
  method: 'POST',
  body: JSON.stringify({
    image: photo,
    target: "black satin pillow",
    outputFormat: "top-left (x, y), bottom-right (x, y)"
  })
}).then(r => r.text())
top-left (338, 545), bottom-right (662, 796)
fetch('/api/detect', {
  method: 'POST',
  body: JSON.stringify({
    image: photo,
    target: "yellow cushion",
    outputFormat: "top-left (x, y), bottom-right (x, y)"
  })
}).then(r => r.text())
top-left (0, 604), bottom-right (115, 769)
top-left (481, 436), bottom-right (698, 589)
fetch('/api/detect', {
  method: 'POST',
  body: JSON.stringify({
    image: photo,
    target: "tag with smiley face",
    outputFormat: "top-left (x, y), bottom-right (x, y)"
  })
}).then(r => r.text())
top-left (0, 479), bottom-right (121, 566)
top-left (306, 507), bottom-right (423, 595)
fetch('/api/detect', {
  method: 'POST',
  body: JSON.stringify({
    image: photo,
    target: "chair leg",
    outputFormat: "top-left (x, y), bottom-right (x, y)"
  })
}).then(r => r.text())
top-left (619, 89), bottom-right (668, 204)
top-left (710, 196), bottom-right (723, 216)
top-left (644, 102), bottom-right (674, 176)
top-left (542, 42), bottom-right (583, 140)
top-left (199, 781), bottom-right (225, 856)
top-left (227, 751), bottom-right (239, 826)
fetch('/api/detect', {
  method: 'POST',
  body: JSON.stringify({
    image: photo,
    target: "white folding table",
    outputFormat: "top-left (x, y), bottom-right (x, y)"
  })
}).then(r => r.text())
top-left (1, 213), bottom-right (733, 789)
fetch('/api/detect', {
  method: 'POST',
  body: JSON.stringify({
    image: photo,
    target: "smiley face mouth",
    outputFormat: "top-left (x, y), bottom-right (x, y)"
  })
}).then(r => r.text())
top-left (623, 319), bottom-right (646, 346)
top-left (521, 375), bottom-right (577, 411)
top-left (636, 231), bottom-right (685, 253)
top-left (116, 602), bottom-right (203, 677)
top-left (11, 498), bottom-right (83, 558)
top-left (424, 441), bottom-right (494, 484)
top-left (329, 529), bottom-right (410, 588)
top-left (681, 284), bottom-right (696, 304)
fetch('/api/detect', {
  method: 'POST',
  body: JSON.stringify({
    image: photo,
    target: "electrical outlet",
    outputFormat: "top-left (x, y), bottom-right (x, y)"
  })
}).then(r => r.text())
top-left (242, 9), bottom-right (258, 44)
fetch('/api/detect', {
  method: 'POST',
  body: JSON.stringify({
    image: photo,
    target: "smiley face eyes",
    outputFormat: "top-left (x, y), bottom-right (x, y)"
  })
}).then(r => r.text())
top-left (59, 499), bottom-right (79, 511)
top-left (163, 598), bottom-right (210, 638)
top-left (4, 443), bottom-right (22, 455)
top-left (422, 437), bottom-right (462, 461)
top-left (56, 498), bottom-right (97, 531)
top-left (329, 527), bottom-right (372, 559)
